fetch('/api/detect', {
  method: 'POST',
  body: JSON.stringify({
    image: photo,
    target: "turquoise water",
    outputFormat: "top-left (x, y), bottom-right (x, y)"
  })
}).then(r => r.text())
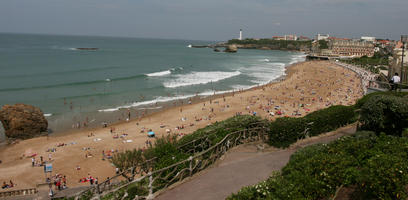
top-left (0, 33), bottom-right (305, 135)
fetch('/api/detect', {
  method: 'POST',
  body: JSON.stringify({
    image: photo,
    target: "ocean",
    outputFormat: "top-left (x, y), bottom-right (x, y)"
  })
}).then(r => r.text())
top-left (0, 33), bottom-right (305, 138)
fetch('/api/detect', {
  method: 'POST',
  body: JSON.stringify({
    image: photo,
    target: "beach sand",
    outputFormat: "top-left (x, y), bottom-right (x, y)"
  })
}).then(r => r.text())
top-left (0, 60), bottom-right (364, 189)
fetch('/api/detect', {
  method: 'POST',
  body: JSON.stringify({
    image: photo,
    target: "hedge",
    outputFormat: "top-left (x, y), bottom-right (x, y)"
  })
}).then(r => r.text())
top-left (354, 91), bottom-right (408, 109)
top-left (359, 95), bottom-right (408, 136)
top-left (268, 105), bottom-right (356, 148)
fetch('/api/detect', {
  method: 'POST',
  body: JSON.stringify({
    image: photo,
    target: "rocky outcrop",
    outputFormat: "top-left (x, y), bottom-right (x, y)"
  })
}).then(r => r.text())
top-left (0, 104), bottom-right (48, 139)
top-left (224, 45), bottom-right (238, 53)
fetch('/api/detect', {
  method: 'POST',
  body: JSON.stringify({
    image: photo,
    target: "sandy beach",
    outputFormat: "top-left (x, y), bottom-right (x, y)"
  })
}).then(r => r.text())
top-left (0, 60), bottom-right (364, 190)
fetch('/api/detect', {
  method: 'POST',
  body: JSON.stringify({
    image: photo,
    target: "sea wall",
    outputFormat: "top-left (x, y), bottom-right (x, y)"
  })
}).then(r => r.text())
top-left (0, 124), bottom-right (5, 142)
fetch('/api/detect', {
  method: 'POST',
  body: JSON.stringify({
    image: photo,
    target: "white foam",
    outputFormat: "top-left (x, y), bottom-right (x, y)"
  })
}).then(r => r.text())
top-left (98, 95), bottom-right (195, 112)
top-left (289, 54), bottom-right (306, 64)
top-left (231, 85), bottom-right (253, 90)
top-left (98, 108), bottom-right (119, 112)
top-left (163, 71), bottom-right (241, 88)
top-left (244, 62), bottom-right (286, 85)
top-left (198, 90), bottom-right (232, 96)
top-left (146, 70), bottom-right (171, 77)
top-left (137, 106), bottom-right (163, 110)
top-left (44, 113), bottom-right (53, 117)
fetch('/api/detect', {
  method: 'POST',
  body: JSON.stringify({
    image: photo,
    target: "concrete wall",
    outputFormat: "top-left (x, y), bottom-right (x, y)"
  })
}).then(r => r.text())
top-left (0, 123), bottom-right (5, 142)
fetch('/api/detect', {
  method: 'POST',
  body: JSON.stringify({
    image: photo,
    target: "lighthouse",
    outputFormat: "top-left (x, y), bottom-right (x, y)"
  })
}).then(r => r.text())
top-left (239, 29), bottom-right (242, 40)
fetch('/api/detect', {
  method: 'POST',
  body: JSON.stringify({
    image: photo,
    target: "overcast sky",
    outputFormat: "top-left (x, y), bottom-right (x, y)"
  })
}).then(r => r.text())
top-left (1, 0), bottom-right (407, 41)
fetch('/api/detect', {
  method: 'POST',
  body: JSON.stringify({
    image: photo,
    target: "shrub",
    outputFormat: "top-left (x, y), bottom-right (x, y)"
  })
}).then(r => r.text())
top-left (126, 182), bottom-right (148, 199)
top-left (268, 117), bottom-right (306, 148)
top-left (145, 134), bottom-right (189, 170)
top-left (359, 95), bottom-right (408, 136)
top-left (355, 91), bottom-right (408, 109)
top-left (304, 105), bottom-right (356, 136)
top-left (112, 149), bottom-right (144, 172)
top-left (268, 105), bottom-right (356, 148)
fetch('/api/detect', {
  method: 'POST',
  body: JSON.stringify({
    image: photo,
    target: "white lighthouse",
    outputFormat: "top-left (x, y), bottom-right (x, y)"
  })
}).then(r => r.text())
top-left (239, 29), bottom-right (242, 40)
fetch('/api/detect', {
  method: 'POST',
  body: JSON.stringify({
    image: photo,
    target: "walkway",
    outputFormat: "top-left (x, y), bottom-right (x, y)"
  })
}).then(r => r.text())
top-left (155, 125), bottom-right (356, 200)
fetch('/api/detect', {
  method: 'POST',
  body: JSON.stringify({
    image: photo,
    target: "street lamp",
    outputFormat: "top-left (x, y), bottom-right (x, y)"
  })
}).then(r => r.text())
top-left (401, 35), bottom-right (408, 83)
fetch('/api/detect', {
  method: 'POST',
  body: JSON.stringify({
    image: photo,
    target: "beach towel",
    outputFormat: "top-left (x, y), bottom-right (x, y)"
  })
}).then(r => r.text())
top-left (28, 153), bottom-right (37, 158)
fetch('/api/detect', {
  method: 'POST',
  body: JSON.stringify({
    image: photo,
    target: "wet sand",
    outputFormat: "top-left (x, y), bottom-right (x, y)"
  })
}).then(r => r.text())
top-left (0, 60), bottom-right (364, 189)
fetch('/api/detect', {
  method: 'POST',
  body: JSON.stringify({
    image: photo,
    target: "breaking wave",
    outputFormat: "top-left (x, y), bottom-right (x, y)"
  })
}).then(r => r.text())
top-left (146, 70), bottom-right (171, 77)
top-left (163, 71), bottom-right (241, 88)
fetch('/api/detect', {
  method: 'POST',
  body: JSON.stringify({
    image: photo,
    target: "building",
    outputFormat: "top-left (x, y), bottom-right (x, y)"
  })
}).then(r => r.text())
top-left (298, 36), bottom-right (311, 41)
top-left (272, 36), bottom-right (285, 40)
top-left (315, 34), bottom-right (329, 41)
top-left (284, 34), bottom-right (297, 41)
top-left (239, 29), bottom-right (242, 40)
top-left (329, 40), bottom-right (375, 57)
top-left (389, 41), bottom-right (408, 82)
top-left (328, 37), bottom-right (351, 41)
top-left (361, 36), bottom-right (376, 42)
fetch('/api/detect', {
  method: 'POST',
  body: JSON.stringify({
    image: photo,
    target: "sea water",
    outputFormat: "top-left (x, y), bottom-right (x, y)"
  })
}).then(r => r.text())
top-left (0, 33), bottom-right (305, 137)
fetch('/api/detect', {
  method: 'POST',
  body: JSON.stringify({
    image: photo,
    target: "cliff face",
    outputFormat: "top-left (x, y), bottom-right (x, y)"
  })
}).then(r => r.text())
top-left (0, 104), bottom-right (48, 139)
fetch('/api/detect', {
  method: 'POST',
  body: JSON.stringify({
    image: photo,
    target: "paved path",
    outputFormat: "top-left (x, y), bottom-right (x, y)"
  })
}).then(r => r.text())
top-left (155, 126), bottom-right (356, 200)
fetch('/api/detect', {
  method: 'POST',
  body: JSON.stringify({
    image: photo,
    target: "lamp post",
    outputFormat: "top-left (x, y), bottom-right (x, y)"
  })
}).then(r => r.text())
top-left (401, 35), bottom-right (408, 83)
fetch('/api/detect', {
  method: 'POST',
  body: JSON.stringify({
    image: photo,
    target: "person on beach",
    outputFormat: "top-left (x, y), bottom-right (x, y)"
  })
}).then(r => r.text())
top-left (2, 182), bottom-right (9, 189)
top-left (32, 157), bottom-right (35, 167)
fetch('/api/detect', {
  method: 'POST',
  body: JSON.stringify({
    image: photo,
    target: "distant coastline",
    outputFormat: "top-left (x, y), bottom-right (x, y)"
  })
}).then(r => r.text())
top-left (191, 39), bottom-right (312, 53)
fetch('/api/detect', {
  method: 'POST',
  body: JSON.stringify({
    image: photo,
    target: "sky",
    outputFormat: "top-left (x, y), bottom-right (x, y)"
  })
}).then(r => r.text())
top-left (0, 0), bottom-right (407, 41)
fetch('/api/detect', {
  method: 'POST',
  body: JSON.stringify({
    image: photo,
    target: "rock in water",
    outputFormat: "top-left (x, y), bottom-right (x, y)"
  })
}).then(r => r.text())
top-left (0, 104), bottom-right (48, 139)
top-left (224, 45), bottom-right (238, 53)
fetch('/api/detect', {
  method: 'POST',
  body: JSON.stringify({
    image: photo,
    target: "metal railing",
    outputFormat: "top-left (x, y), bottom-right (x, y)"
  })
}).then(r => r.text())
top-left (73, 124), bottom-right (268, 200)
top-left (367, 80), bottom-right (408, 92)
top-left (0, 188), bottom-right (37, 198)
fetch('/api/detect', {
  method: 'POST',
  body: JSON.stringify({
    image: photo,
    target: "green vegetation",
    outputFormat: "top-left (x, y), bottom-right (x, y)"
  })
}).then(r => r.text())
top-left (227, 39), bottom-right (312, 51)
top-left (268, 105), bottom-right (356, 148)
top-left (318, 40), bottom-right (328, 49)
top-left (354, 91), bottom-right (408, 109)
top-left (341, 52), bottom-right (390, 74)
top-left (228, 92), bottom-right (408, 200)
top-left (359, 95), bottom-right (408, 136)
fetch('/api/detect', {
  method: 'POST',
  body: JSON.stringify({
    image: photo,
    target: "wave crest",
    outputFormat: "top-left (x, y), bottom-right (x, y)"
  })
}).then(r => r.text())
top-left (146, 70), bottom-right (171, 77)
top-left (163, 71), bottom-right (241, 88)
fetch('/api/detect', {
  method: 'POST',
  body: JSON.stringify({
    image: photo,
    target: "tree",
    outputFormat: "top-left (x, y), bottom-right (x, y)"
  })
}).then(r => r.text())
top-left (318, 40), bottom-right (328, 49)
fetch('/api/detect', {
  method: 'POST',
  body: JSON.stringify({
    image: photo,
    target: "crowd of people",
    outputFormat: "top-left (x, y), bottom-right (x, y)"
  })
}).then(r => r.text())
top-left (334, 61), bottom-right (379, 94)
